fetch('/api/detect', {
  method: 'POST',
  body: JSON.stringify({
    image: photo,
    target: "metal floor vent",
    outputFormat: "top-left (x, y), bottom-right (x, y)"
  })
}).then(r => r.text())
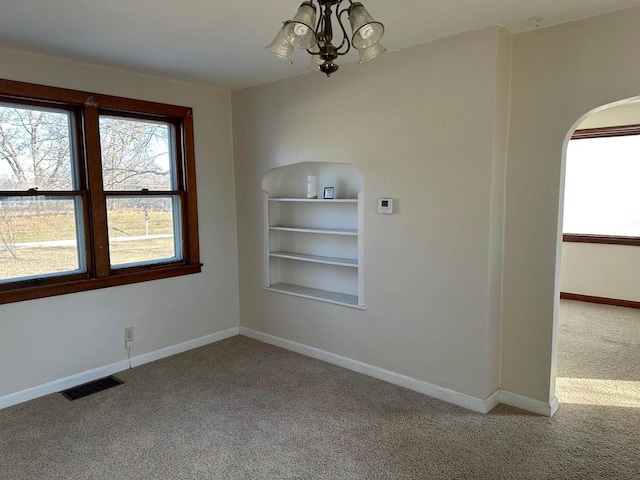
top-left (61, 376), bottom-right (123, 401)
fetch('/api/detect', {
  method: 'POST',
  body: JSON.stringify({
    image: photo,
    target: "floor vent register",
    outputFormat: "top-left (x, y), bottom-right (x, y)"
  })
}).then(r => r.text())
top-left (61, 376), bottom-right (124, 401)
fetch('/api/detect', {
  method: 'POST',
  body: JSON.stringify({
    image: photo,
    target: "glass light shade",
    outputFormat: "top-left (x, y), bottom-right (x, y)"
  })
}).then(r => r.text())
top-left (358, 42), bottom-right (386, 64)
top-left (349, 2), bottom-right (384, 49)
top-left (307, 54), bottom-right (323, 72)
top-left (283, 2), bottom-right (317, 49)
top-left (265, 26), bottom-right (294, 64)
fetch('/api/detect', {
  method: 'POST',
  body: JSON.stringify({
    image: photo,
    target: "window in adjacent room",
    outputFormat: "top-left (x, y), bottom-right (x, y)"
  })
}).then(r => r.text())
top-left (0, 79), bottom-right (201, 304)
top-left (563, 125), bottom-right (640, 246)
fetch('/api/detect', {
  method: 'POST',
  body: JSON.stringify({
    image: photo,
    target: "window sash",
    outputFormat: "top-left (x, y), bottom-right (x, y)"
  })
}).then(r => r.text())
top-left (98, 114), bottom-right (179, 192)
top-left (0, 193), bottom-right (88, 288)
top-left (105, 194), bottom-right (183, 269)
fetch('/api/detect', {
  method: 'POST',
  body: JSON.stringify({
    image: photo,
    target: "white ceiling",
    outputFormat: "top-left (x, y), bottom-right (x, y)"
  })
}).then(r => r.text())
top-left (0, 0), bottom-right (639, 91)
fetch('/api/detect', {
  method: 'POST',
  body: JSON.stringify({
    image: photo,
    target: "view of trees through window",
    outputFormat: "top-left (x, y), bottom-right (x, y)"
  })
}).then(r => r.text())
top-left (0, 104), bottom-right (179, 282)
top-left (99, 116), bottom-right (179, 267)
top-left (99, 116), bottom-right (173, 192)
top-left (0, 106), bottom-right (74, 191)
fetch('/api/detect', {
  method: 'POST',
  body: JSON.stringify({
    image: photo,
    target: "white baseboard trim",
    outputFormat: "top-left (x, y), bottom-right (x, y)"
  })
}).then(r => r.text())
top-left (0, 359), bottom-right (130, 411)
top-left (485, 389), bottom-right (502, 412)
top-left (130, 326), bottom-right (239, 368)
top-left (500, 390), bottom-right (559, 417)
top-left (240, 327), bottom-right (497, 414)
top-left (0, 326), bottom-right (239, 410)
top-left (2, 325), bottom-right (558, 418)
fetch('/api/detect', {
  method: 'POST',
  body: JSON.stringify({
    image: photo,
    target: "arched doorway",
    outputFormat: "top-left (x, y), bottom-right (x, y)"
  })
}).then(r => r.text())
top-left (554, 98), bottom-right (640, 409)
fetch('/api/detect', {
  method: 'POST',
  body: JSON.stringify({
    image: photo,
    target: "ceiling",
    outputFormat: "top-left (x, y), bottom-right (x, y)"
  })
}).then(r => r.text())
top-left (0, 0), bottom-right (639, 91)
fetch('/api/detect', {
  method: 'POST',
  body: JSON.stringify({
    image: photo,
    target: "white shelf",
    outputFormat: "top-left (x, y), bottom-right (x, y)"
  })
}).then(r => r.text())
top-left (263, 283), bottom-right (364, 309)
top-left (270, 251), bottom-right (358, 268)
top-left (262, 167), bottom-right (365, 309)
top-left (269, 198), bottom-right (358, 203)
top-left (269, 226), bottom-right (358, 236)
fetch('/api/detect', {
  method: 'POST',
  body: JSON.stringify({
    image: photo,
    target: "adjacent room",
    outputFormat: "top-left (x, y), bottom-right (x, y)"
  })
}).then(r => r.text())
top-left (1, 1), bottom-right (639, 478)
top-left (558, 102), bottom-right (640, 409)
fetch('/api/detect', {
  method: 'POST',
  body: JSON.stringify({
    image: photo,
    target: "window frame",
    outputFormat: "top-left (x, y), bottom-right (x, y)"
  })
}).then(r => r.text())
top-left (563, 124), bottom-right (640, 247)
top-left (0, 79), bottom-right (201, 305)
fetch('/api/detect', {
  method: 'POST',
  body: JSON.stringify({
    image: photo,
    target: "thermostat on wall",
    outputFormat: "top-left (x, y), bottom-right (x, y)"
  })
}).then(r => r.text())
top-left (378, 198), bottom-right (394, 214)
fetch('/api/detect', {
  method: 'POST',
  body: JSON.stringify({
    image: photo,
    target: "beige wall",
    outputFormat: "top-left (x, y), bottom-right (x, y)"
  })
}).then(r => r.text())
top-left (561, 243), bottom-right (640, 302)
top-left (561, 103), bottom-right (640, 302)
top-left (503, 7), bottom-right (640, 402)
top-left (579, 102), bottom-right (640, 128)
top-left (233, 27), bottom-right (509, 400)
top-left (0, 48), bottom-right (239, 396)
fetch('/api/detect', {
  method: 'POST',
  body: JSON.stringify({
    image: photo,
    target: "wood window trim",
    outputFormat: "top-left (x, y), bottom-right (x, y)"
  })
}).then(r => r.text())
top-left (564, 123), bottom-right (640, 247)
top-left (562, 234), bottom-right (640, 247)
top-left (571, 124), bottom-right (640, 140)
top-left (0, 79), bottom-right (201, 305)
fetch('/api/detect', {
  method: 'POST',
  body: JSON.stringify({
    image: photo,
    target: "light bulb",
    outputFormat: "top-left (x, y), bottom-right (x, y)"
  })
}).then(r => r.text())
top-left (359, 24), bottom-right (374, 39)
top-left (294, 23), bottom-right (309, 36)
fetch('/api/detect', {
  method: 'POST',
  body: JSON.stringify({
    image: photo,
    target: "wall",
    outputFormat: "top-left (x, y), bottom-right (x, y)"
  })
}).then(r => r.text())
top-left (579, 102), bottom-right (640, 129)
top-left (502, 7), bottom-right (640, 403)
top-left (561, 243), bottom-right (640, 302)
top-left (0, 48), bottom-right (239, 398)
top-left (232, 27), bottom-right (509, 401)
top-left (560, 103), bottom-right (640, 302)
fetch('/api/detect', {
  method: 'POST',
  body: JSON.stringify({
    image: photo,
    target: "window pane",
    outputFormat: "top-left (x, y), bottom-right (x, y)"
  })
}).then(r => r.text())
top-left (0, 104), bottom-right (74, 190)
top-left (0, 197), bottom-right (84, 282)
top-left (106, 196), bottom-right (181, 268)
top-left (563, 136), bottom-right (640, 236)
top-left (99, 117), bottom-right (174, 191)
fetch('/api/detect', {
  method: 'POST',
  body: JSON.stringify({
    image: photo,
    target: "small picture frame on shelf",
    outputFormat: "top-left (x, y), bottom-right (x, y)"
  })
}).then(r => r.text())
top-left (323, 187), bottom-right (334, 199)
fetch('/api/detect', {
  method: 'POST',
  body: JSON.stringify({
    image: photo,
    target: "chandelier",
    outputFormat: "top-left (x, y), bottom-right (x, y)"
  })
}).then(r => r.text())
top-left (265, 0), bottom-right (386, 76)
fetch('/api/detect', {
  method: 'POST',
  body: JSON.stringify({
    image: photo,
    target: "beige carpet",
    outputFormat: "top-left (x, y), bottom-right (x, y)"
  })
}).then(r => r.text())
top-left (557, 300), bottom-right (639, 409)
top-left (1, 300), bottom-right (638, 479)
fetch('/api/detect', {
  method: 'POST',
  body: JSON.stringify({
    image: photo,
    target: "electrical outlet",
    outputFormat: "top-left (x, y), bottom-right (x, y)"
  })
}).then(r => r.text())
top-left (125, 340), bottom-right (133, 350)
top-left (124, 327), bottom-right (133, 343)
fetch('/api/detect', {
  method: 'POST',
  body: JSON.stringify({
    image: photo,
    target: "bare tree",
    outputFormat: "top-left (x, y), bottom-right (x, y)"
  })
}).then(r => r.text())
top-left (0, 107), bottom-right (72, 190)
top-left (0, 107), bottom-right (170, 192)
top-left (0, 204), bottom-right (18, 259)
top-left (0, 106), bottom-right (173, 273)
top-left (99, 117), bottom-right (170, 191)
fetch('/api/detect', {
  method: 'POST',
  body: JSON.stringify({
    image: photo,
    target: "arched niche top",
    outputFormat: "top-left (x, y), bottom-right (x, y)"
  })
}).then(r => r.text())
top-left (262, 162), bottom-right (364, 199)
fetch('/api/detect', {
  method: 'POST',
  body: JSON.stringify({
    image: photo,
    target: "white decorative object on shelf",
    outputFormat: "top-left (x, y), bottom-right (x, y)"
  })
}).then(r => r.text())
top-left (307, 175), bottom-right (317, 199)
top-left (262, 162), bottom-right (365, 309)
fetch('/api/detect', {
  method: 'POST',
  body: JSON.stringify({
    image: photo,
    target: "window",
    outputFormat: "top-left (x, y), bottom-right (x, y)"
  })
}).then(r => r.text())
top-left (0, 79), bottom-right (200, 304)
top-left (563, 125), bottom-right (640, 246)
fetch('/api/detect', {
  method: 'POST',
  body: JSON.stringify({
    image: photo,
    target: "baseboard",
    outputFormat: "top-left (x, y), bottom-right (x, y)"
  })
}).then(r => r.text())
top-left (500, 390), bottom-right (559, 417)
top-left (0, 326), bottom-right (239, 410)
top-left (0, 359), bottom-right (130, 410)
top-left (239, 327), bottom-right (498, 414)
top-left (130, 326), bottom-right (239, 368)
top-left (485, 389), bottom-right (502, 412)
top-left (560, 292), bottom-right (640, 310)
top-left (2, 325), bottom-right (558, 417)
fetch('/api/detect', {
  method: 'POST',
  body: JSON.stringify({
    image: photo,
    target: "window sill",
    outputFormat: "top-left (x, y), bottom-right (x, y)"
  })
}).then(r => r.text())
top-left (562, 234), bottom-right (640, 246)
top-left (0, 263), bottom-right (202, 305)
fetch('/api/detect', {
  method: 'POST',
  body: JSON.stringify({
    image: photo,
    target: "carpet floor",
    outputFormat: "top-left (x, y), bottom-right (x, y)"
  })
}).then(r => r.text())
top-left (1, 300), bottom-right (638, 479)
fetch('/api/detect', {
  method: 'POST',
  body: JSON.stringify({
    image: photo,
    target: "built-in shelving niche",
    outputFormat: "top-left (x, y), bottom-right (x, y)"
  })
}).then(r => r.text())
top-left (262, 162), bottom-right (365, 309)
